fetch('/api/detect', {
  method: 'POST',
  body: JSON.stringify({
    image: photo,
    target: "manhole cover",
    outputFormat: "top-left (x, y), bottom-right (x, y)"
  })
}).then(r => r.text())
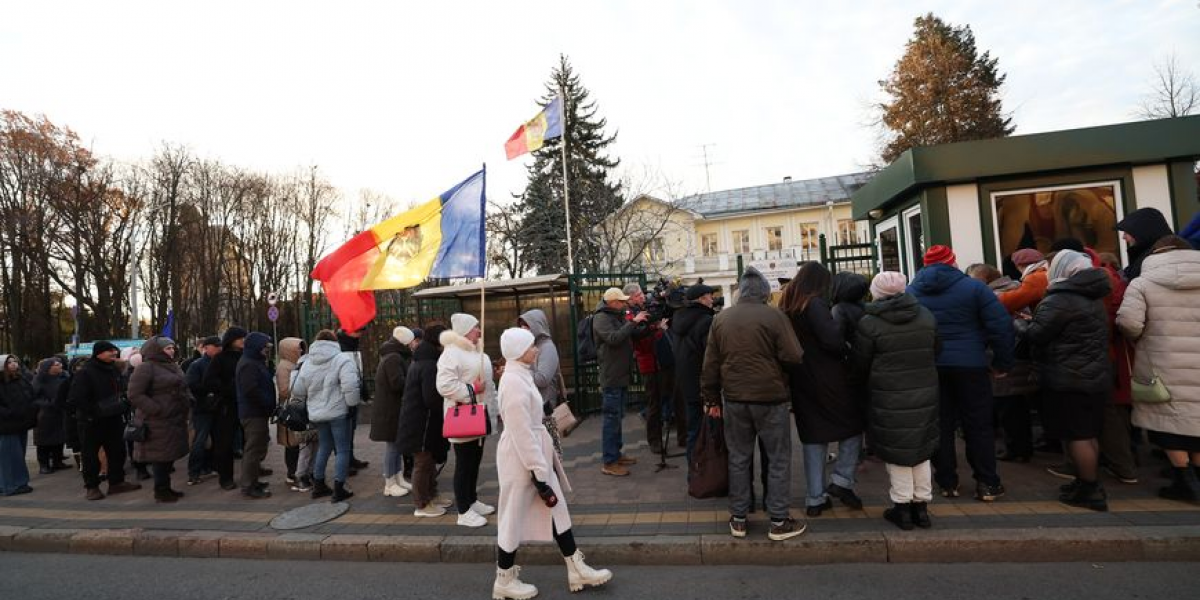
top-left (270, 502), bottom-right (350, 530)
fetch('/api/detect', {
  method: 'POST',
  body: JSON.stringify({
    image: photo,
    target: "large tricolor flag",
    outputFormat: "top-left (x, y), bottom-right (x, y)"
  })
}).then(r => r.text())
top-left (311, 168), bottom-right (487, 331)
top-left (505, 97), bottom-right (563, 160)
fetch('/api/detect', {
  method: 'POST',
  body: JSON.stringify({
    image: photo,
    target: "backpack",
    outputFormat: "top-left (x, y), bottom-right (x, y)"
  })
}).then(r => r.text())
top-left (575, 314), bottom-right (598, 364)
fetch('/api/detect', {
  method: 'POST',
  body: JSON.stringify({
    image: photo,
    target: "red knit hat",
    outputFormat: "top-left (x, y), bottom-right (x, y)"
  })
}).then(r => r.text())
top-left (923, 245), bottom-right (957, 266)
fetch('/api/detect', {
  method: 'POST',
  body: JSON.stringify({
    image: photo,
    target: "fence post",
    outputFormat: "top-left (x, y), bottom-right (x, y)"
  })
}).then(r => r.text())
top-left (819, 233), bottom-right (830, 272)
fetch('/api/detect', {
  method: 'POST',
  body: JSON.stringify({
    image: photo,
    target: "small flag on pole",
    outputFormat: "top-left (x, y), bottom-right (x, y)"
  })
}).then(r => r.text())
top-left (161, 310), bottom-right (174, 339)
top-left (505, 97), bottom-right (563, 160)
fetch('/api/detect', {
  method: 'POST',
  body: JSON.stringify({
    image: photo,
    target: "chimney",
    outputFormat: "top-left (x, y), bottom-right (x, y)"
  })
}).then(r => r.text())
top-left (783, 176), bottom-right (792, 181)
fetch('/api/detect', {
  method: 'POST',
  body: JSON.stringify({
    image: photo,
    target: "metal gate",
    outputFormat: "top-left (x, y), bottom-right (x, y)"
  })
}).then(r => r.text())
top-left (567, 272), bottom-right (648, 415)
top-left (819, 233), bottom-right (877, 277)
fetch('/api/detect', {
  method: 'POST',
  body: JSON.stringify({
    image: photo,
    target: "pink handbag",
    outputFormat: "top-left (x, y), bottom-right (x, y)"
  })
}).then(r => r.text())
top-left (443, 399), bottom-right (489, 438)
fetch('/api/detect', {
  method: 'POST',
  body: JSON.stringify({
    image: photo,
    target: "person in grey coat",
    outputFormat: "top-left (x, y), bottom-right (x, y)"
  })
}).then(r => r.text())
top-left (592, 287), bottom-right (650, 476)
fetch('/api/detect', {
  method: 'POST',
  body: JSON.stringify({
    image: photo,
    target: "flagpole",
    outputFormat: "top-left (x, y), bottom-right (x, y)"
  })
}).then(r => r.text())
top-left (559, 86), bottom-right (574, 276)
top-left (479, 163), bottom-right (488, 382)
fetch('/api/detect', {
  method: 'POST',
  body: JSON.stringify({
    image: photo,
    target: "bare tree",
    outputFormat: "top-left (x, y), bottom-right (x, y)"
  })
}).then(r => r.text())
top-left (1138, 53), bottom-right (1199, 119)
top-left (486, 198), bottom-right (527, 279)
top-left (592, 166), bottom-right (697, 276)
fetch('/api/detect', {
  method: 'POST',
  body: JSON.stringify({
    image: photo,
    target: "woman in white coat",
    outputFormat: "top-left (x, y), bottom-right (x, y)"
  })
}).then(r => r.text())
top-left (437, 313), bottom-right (498, 528)
top-left (492, 328), bottom-right (611, 600)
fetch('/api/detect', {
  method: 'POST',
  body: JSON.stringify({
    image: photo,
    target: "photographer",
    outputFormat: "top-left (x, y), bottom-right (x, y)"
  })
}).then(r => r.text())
top-left (628, 283), bottom-right (682, 455)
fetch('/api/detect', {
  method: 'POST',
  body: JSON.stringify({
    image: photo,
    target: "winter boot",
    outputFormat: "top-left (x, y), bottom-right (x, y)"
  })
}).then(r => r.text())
top-left (311, 479), bottom-right (333, 499)
top-left (1060, 479), bottom-right (1108, 511)
top-left (332, 480), bottom-right (354, 502)
top-left (910, 501), bottom-right (932, 529)
top-left (493, 566), bottom-right (538, 600)
top-left (1159, 467), bottom-right (1200, 503)
top-left (154, 486), bottom-right (179, 503)
top-left (383, 475), bottom-right (409, 497)
top-left (883, 502), bottom-right (914, 531)
top-left (563, 550), bottom-right (612, 592)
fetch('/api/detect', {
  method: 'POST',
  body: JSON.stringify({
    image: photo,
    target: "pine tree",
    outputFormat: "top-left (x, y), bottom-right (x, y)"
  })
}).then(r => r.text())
top-left (878, 13), bottom-right (1014, 164)
top-left (517, 55), bottom-right (623, 274)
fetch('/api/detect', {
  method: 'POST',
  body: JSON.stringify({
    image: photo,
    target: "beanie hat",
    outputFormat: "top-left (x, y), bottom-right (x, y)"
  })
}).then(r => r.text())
top-left (686, 283), bottom-right (716, 301)
top-left (923, 245), bottom-right (957, 266)
top-left (221, 326), bottom-right (248, 348)
top-left (410, 327), bottom-right (424, 341)
top-left (393, 326), bottom-right (415, 345)
top-left (870, 271), bottom-right (908, 299)
top-left (156, 337), bottom-right (177, 350)
top-left (500, 328), bottom-right (536, 362)
top-left (450, 313), bottom-right (479, 337)
top-left (92, 341), bottom-right (119, 357)
top-left (1010, 248), bottom-right (1044, 266)
top-left (201, 336), bottom-right (221, 347)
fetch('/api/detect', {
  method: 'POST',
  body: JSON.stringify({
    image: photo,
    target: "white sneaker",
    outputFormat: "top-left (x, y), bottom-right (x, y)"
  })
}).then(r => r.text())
top-left (396, 475), bottom-right (413, 490)
top-left (471, 500), bottom-right (496, 516)
top-left (457, 509), bottom-right (487, 528)
top-left (414, 504), bottom-right (447, 518)
top-left (383, 476), bottom-right (410, 497)
top-left (432, 494), bottom-right (454, 508)
top-left (493, 566), bottom-right (538, 600)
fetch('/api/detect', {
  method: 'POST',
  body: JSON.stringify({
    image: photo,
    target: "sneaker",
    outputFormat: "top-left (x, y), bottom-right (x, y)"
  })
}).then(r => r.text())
top-left (805, 498), bottom-right (833, 517)
top-left (616, 455), bottom-right (637, 466)
top-left (432, 494), bottom-right (454, 508)
top-left (219, 480), bottom-right (238, 491)
top-left (285, 474), bottom-right (297, 485)
top-left (729, 516), bottom-right (747, 539)
top-left (457, 509), bottom-right (487, 528)
top-left (414, 504), bottom-right (447, 518)
top-left (241, 486), bottom-right (272, 499)
top-left (827, 483), bottom-right (864, 510)
top-left (975, 482), bottom-right (1006, 502)
top-left (1101, 465), bottom-right (1139, 485)
top-left (290, 477), bottom-right (314, 492)
top-left (471, 500), bottom-right (496, 516)
top-left (1046, 463), bottom-right (1077, 480)
top-left (350, 458), bottom-right (369, 469)
top-left (601, 463), bottom-right (630, 477)
top-left (768, 517), bottom-right (807, 541)
top-left (940, 485), bottom-right (960, 499)
top-left (395, 476), bottom-right (413, 490)
top-left (186, 476), bottom-right (202, 486)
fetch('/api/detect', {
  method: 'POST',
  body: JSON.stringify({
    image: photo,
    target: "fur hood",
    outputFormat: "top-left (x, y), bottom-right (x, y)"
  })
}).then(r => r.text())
top-left (439, 329), bottom-right (482, 353)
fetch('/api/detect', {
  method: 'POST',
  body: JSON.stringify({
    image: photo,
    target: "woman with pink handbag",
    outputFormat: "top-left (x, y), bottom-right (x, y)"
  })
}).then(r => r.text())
top-left (492, 328), bottom-right (611, 600)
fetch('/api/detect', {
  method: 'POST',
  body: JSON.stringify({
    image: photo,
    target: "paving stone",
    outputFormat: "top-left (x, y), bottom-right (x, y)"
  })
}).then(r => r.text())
top-left (884, 527), bottom-right (1143, 563)
top-left (218, 533), bottom-right (276, 559)
top-left (11, 529), bottom-right (79, 553)
top-left (70, 529), bottom-right (136, 555)
top-left (268, 533), bottom-right (326, 560)
top-left (133, 530), bottom-right (183, 556)
top-left (368, 535), bottom-right (442, 562)
top-left (700, 532), bottom-right (886, 565)
top-left (321, 535), bottom-right (380, 561)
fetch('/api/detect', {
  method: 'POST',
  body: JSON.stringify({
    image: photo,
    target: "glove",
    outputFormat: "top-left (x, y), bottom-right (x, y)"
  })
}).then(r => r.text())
top-left (532, 475), bottom-right (558, 508)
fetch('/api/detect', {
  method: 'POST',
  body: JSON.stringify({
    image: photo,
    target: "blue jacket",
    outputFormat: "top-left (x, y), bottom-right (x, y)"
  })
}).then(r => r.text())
top-left (235, 332), bottom-right (276, 419)
top-left (908, 263), bottom-right (1015, 371)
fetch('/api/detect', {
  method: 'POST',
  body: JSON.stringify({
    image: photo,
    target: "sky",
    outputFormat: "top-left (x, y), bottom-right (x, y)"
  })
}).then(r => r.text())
top-left (2, 0), bottom-right (1198, 222)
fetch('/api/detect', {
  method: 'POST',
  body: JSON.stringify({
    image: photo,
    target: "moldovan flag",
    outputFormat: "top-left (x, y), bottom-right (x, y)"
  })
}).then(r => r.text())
top-left (311, 169), bottom-right (487, 331)
top-left (505, 97), bottom-right (563, 160)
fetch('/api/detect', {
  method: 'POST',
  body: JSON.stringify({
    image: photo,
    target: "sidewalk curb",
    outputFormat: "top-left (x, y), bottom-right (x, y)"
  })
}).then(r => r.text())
top-left (2, 525), bottom-right (1198, 563)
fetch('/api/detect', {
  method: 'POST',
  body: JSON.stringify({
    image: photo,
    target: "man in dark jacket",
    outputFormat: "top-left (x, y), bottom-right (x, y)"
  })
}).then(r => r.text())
top-left (702, 267), bottom-right (806, 541)
top-left (68, 341), bottom-right (143, 500)
top-left (909, 245), bottom-right (1014, 502)
top-left (592, 287), bottom-right (650, 476)
top-left (671, 283), bottom-right (717, 461)
top-left (184, 336), bottom-right (220, 485)
top-left (203, 327), bottom-right (247, 490)
top-left (235, 332), bottom-right (275, 499)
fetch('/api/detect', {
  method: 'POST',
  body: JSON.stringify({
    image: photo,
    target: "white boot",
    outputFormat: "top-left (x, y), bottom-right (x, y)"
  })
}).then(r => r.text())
top-left (395, 475), bottom-right (413, 490)
top-left (383, 475), bottom-right (409, 497)
top-left (493, 566), bottom-right (538, 600)
top-left (564, 550), bottom-right (611, 592)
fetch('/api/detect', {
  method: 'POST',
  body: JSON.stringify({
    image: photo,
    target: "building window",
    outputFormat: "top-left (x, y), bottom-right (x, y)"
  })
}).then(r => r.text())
top-left (798, 222), bottom-right (819, 250)
top-left (837, 219), bottom-right (859, 244)
top-left (992, 182), bottom-right (1122, 271)
top-left (765, 226), bottom-right (782, 252)
top-left (643, 237), bottom-right (665, 263)
top-left (700, 233), bottom-right (718, 257)
top-left (731, 230), bottom-right (750, 254)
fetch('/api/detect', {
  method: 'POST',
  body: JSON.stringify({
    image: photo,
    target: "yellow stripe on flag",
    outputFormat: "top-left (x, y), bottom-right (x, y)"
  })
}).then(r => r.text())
top-left (361, 197), bottom-right (444, 290)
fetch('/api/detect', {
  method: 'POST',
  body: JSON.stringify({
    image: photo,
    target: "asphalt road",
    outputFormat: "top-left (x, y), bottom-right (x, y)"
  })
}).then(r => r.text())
top-left (0, 552), bottom-right (1194, 600)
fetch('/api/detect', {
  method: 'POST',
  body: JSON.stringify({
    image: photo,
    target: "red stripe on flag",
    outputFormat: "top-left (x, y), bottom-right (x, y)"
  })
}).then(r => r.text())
top-left (311, 231), bottom-right (382, 331)
top-left (505, 125), bottom-right (528, 160)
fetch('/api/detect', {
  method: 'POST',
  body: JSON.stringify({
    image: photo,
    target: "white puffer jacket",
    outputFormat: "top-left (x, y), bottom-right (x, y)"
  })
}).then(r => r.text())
top-left (436, 330), bottom-right (497, 443)
top-left (1117, 247), bottom-right (1200, 437)
top-left (290, 340), bottom-right (360, 423)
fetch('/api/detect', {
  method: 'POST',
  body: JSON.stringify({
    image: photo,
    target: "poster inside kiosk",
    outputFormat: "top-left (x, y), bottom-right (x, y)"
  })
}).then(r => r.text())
top-left (65, 339), bottom-right (146, 360)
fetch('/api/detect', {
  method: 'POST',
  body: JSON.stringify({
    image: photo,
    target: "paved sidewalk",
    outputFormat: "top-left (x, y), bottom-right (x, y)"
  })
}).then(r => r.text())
top-left (2, 413), bottom-right (1199, 563)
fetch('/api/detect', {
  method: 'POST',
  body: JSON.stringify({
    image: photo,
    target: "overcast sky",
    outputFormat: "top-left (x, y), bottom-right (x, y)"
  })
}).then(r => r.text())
top-left (3, 1), bottom-right (1197, 218)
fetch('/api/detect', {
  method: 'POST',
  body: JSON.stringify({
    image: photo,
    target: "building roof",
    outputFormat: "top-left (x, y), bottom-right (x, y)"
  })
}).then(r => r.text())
top-left (681, 172), bottom-right (873, 218)
top-left (412, 274), bottom-right (567, 299)
top-left (852, 115), bottom-right (1200, 220)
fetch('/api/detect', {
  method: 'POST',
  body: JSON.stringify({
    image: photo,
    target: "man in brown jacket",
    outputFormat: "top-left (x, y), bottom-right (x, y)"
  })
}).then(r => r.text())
top-left (702, 266), bottom-right (806, 541)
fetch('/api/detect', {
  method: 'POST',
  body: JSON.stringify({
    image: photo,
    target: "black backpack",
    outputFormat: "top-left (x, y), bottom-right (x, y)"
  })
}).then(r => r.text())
top-left (576, 314), bottom-right (598, 364)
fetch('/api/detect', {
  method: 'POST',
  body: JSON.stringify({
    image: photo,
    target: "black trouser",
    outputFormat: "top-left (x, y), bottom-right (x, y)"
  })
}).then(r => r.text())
top-left (646, 369), bottom-right (686, 449)
top-left (934, 367), bottom-right (1001, 489)
top-left (997, 393), bottom-right (1033, 458)
top-left (151, 462), bottom-right (173, 490)
top-left (497, 524), bottom-right (577, 569)
top-left (79, 416), bottom-right (126, 489)
top-left (36, 444), bottom-right (65, 467)
top-left (453, 440), bottom-right (485, 513)
top-left (239, 417), bottom-right (269, 489)
top-left (284, 446), bottom-right (299, 478)
top-left (211, 406), bottom-right (240, 484)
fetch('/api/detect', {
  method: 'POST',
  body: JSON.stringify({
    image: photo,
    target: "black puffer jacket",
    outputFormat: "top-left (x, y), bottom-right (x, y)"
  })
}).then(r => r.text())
top-left (788, 297), bottom-right (863, 444)
top-left (395, 338), bottom-right (449, 462)
top-left (370, 337), bottom-right (411, 442)
top-left (850, 293), bottom-right (940, 466)
top-left (1018, 268), bottom-right (1112, 393)
top-left (830, 272), bottom-right (869, 348)
top-left (0, 365), bottom-right (38, 436)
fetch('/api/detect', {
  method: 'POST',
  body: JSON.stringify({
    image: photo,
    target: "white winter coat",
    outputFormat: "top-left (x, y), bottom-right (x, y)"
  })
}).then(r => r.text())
top-left (436, 330), bottom-right (497, 443)
top-left (1117, 248), bottom-right (1200, 438)
top-left (496, 360), bottom-right (571, 553)
top-left (290, 340), bottom-right (360, 423)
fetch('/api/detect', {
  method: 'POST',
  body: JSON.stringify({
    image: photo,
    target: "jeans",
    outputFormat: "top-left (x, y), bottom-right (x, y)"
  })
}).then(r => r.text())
top-left (724, 401), bottom-right (792, 521)
top-left (453, 440), bottom-right (485, 513)
top-left (313, 416), bottom-right (352, 483)
top-left (802, 434), bottom-right (862, 507)
top-left (384, 442), bottom-right (402, 478)
top-left (600, 386), bottom-right (627, 465)
top-left (80, 416), bottom-right (127, 489)
top-left (886, 461), bottom-right (933, 503)
top-left (239, 417), bottom-right (269, 490)
top-left (934, 367), bottom-right (1001, 489)
top-left (0, 432), bottom-right (31, 495)
top-left (187, 411), bottom-right (214, 478)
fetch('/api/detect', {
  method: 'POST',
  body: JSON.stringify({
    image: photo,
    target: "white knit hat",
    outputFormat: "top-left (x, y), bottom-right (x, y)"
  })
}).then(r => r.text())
top-left (450, 313), bottom-right (479, 337)
top-left (393, 326), bottom-right (415, 345)
top-left (500, 328), bottom-right (536, 362)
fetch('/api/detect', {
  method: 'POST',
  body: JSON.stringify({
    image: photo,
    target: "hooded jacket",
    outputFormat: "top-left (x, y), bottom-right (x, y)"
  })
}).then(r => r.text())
top-left (520, 309), bottom-right (561, 407)
top-left (235, 333), bottom-right (276, 419)
top-left (909, 263), bottom-right (1015, 371)
top-left (849, 293), bottom-right (940, 466)
top-left (670, 301), bottom-right (715, 406)
top-left (0, 356), bottom-right (38, 436)
top-left (701, 268), bottom-right (804, 405)
top-left (436, 329), bottom-right (497, 443)
top-left (275, 337), bottom-right (309, 447)
top-left (32, 358), bottom-right (68, 446)
top-left (1017, 268), bottom-right (1112, 393)
top-left (370, 336), bottom-right (412, 442)
top-left (396, 337), bottom-right (450, 460)
top-left (1117, 207), bottom-right (1174, 281)
top-left (128, 337), bottom-right (191, 463)
top-left (830, 272), bottom-right (869, 345)
top-left (1117, 247), bottom-right (1200, 437)
top-left (291, 340), bottom-right (359, 423)
top-left (67, 355), bottom-right (125, 423)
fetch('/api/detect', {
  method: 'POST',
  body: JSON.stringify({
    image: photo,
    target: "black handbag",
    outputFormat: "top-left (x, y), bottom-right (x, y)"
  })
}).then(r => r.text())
top-left (95, 394), bottom-right (128, 419)
top-left (688, 416), bottom-right (729, 499)
top-left (123, 420), bottom-right (148, 443)
top-left (272, 399), bottom-right (311, 432)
